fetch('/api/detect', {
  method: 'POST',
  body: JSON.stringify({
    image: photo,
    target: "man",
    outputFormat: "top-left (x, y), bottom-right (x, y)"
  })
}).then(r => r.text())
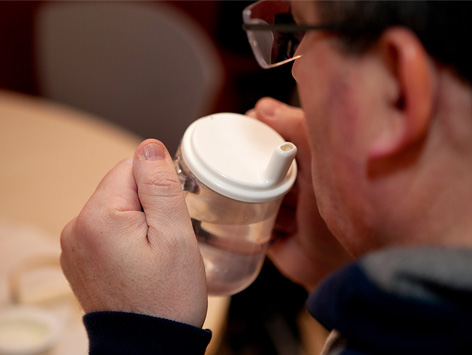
top-left (60, 0), bottom-right (472, 353)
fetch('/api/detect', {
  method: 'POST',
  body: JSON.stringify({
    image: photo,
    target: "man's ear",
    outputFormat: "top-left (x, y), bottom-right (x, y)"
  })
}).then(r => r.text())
top-left (369, 27), bottom-right (435, 159)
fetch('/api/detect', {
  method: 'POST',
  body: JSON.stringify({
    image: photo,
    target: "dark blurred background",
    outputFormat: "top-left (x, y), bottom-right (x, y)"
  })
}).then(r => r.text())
top-left (0, 1), bottom-right (326, 353)
top-left (0, 1), bottom-right (296, 120)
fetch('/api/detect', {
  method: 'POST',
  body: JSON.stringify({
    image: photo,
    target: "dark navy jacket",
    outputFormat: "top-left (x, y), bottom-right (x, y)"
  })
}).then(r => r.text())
top-left (84, 247), bottom-right (472, 354)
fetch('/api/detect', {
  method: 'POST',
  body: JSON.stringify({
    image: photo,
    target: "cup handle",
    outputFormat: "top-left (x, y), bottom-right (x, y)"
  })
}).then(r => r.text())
top-left (174, 158), bottom-right (200, 194)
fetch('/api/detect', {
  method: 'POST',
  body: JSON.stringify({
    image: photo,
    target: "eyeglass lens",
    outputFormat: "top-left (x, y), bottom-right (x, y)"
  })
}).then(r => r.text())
top-left (244, 0), bottom-right (304, 68)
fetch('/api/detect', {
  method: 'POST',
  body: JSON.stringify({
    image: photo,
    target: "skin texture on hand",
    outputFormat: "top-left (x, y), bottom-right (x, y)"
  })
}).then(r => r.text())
top-left (248, 98), bottom-right (353, 292)
top-left (60, 139), bottom-right (208, 328)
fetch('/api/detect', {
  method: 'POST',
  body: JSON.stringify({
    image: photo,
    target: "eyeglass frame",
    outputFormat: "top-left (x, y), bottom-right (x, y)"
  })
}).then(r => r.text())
top-left (242, 1), bottom-right (346, 69)
top-left (242, 23), bottom-right (343, 33)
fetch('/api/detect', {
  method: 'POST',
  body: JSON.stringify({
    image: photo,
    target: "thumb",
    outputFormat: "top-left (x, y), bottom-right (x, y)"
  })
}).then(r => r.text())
top-left (133, 139), bottom-right (192, 240)
top-left (254, 97), bottom-right (305, 142)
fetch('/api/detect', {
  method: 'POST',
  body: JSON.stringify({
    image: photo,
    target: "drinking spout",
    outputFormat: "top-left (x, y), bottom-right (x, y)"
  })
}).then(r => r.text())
top-left (263, 142), bottom-right (297, 186)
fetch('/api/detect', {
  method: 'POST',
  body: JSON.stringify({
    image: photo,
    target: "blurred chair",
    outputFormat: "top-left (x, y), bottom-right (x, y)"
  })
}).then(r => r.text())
top-left (34, 1), bottom-right (224, 154)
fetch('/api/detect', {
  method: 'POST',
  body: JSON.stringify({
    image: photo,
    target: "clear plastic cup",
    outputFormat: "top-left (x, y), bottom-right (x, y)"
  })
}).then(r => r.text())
top-left (174, 113), bottom-right (297, 296)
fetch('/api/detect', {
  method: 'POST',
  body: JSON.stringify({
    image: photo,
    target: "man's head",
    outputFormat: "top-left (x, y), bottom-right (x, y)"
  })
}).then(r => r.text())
top-left (244, 0), bottom-right (472, 255)
top-left (315, 1), bottom-right (472, 85)
top-left (289, 0), bottom-right (472, 255)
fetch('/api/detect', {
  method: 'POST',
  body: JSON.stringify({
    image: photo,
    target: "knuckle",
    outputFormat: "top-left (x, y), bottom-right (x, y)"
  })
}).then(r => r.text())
top-left (292, 109), bottom-right (305, 125)
top-left (75, 208), bottom-right (98, 238)
top-left (73, 205), bottom-right (111, 249)
top-left (60, 219), bottom-right (76, 253)
top-left (140, 170), bottom-right (183, 198)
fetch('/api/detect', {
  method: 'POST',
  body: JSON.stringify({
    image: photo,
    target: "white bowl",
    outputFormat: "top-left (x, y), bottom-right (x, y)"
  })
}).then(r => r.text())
top-left (0, 306), bottom-right (61, 355)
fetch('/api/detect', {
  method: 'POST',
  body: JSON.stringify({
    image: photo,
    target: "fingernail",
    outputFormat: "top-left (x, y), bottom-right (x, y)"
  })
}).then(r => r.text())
top-left (142, 143), bottom-right (166, 161)
top-left (259, 100), bottom-right (280, 118)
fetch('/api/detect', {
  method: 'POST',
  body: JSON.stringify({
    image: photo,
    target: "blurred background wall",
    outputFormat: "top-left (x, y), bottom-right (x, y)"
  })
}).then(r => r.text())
top-left (0, 1), bottom-right (296, 126)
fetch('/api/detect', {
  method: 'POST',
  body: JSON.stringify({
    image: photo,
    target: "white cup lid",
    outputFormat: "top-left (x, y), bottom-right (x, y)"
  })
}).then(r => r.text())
top-left (181, 113), bottom-right (297, 203)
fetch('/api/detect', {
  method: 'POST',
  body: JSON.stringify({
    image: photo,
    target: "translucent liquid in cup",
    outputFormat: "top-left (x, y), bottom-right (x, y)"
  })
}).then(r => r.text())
top-left (175, 113), bottom-right (297, 296)
top-left (192, 215), bottom-right (275, 295)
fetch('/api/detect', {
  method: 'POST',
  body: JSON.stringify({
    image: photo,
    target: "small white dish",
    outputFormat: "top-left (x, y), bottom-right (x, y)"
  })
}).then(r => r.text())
top-left (0, 306), bottom-right (61, 355)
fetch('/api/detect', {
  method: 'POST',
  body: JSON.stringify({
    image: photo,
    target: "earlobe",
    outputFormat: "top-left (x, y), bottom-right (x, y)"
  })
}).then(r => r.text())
top-left (369, 27), bottom-right (435, 159)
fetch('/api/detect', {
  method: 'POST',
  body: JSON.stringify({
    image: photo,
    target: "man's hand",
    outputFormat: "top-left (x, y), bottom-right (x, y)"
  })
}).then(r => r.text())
top-left (248, 98), bottom-right (352, 292)
top-left (60, 139), bottom-right (207, 328)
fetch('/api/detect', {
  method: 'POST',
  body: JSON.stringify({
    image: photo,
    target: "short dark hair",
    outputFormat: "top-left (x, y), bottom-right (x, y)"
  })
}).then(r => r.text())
top-left (316, 1), bottom-right (472, 84)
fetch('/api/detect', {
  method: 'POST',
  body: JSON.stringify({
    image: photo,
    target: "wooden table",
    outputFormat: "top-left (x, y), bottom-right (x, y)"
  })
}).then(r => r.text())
top-left (0, 90), bottom-right (229, 354)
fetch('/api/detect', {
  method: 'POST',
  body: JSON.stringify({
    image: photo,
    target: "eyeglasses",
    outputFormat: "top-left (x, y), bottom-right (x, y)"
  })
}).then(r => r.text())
top-left (242, 0), bottom-right (342, 69)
